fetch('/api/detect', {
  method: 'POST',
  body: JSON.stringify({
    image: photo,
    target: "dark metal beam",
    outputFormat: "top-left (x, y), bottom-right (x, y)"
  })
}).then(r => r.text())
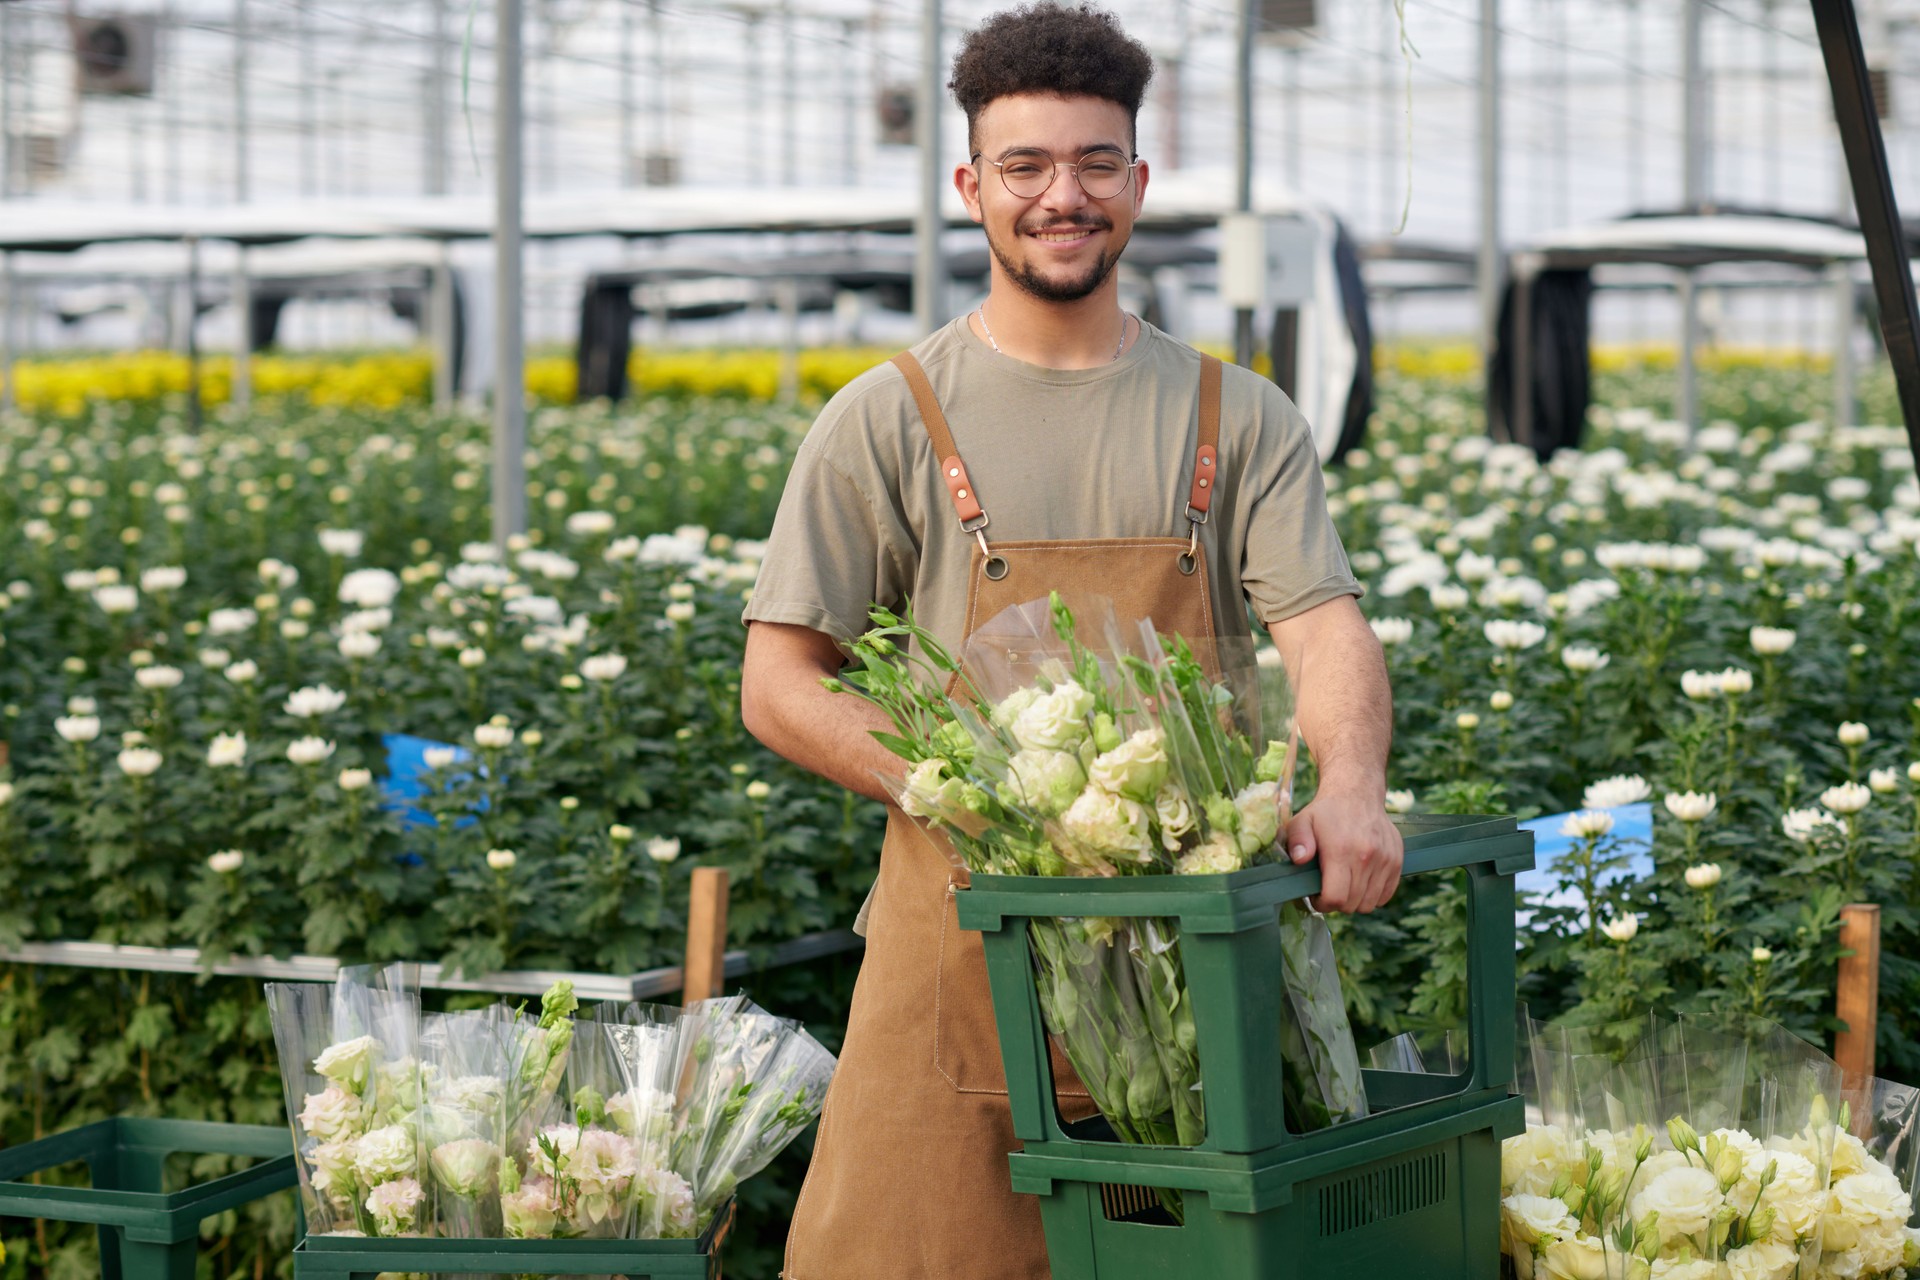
top-left (1812, 0), bottom-right (1920, 466)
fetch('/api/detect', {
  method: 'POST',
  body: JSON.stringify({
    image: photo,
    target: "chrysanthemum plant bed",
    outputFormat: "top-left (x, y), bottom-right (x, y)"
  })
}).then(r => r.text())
top-left (0, 1118), bottom-right (296, 1280)
top-left (290, 1198), bottom-right (730, 1279)
top-left (958, 813), bottom-right (1533, 1156)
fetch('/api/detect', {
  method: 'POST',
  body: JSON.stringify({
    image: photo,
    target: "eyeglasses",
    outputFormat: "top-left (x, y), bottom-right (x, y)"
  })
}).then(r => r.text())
top-left (973, 147), bottom-right (1138, 200)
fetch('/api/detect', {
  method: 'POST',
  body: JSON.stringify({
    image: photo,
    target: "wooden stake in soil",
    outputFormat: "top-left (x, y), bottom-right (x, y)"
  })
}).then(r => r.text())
top-left (682, 867), bottom-right (729, 1004)
top-left (1834, 903), bottom-right (1882, 1088)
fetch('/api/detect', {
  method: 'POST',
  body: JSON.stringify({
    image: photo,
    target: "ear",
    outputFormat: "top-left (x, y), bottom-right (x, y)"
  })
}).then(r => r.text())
top-left (1131, 158), bottom-right (1149, 218)
top-left (955, 160), bottom-right (985, 225)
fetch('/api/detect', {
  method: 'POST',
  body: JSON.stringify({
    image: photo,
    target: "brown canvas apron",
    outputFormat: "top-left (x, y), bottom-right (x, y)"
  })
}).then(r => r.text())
top-left (783, 352), bottom-right (1238, 1279)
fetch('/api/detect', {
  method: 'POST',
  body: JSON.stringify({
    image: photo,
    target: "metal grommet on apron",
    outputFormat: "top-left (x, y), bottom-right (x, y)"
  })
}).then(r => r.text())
top-left (785, 350), bottom-right (1238, 1280)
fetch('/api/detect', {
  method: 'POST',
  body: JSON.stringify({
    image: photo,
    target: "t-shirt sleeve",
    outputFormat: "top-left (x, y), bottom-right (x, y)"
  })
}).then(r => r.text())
top-left (1238, 381), bottom-right (1363, 625)
top-left (741, 391), bottom-right (917, 646)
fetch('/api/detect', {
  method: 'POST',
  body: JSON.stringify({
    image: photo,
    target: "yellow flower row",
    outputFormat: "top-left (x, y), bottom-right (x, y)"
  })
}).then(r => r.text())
top-left (0, 341), bottom-right (1842, 414)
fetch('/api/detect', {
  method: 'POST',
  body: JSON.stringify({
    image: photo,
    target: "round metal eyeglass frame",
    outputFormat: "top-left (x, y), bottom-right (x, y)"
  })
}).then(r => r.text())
top-left (971, 147), bottom-right (1140, 200)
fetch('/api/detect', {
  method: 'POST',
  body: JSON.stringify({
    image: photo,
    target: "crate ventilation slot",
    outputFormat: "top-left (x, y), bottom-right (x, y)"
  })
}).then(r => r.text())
top-left (1099, 1182), bottom-right (1175, 1225)
top-left (1316, 1150), bottom-right (1447, 1237)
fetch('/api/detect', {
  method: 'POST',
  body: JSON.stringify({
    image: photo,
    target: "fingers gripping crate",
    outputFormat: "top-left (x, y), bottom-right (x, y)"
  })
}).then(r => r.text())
top-left (290, 1202), bottom-right (731, 1279)
top-left (0, 1118), bottom-right (297, 1280)
top-left (954, 814), bottom-right (1534, 1280)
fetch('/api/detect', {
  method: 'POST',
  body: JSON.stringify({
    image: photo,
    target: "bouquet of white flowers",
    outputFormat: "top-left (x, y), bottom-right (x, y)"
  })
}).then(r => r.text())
top-left (266, 964), bottom-right (428, 1239)
top-left (834, 593), bottom-right (1367, 1217)
top-left (1499, 1009), bottom-right (1920, 1280)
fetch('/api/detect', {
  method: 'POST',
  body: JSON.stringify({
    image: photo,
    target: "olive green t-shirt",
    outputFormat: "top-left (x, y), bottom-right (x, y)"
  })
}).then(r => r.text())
top-left (743, 315), bottom-right (1361, 661)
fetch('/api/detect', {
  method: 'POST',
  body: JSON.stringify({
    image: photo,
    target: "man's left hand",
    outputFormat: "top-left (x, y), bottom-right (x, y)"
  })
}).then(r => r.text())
top-left (1284, 790), bottom-right (1404, 914)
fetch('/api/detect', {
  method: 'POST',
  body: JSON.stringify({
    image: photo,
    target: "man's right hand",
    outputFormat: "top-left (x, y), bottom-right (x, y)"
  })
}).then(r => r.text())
top-left (740, 621), bottom-right (906, 805)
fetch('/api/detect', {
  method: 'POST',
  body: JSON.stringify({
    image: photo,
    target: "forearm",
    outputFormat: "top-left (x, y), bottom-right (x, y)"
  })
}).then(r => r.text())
top-left (1270, 600), bottom-right (1393, 801)
top-left (740, 621), bottom-right (907, 806)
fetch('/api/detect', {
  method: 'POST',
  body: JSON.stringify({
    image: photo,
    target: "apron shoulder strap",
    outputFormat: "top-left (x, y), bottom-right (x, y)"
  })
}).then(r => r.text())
top-left (891, 352), bottom-right (987, 531)
top-left (1185, 354), bottom-right (1223, 527)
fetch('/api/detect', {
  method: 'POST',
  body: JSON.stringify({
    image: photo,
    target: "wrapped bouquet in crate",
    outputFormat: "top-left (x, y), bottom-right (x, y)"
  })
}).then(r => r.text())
top-left (264, 965), bottom-right (833, 1277)
top-left (835, 592), bottom-right (1533, 1279)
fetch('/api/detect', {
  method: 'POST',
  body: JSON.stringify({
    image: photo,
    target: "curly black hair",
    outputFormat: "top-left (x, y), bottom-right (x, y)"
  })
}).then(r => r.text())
top-left (948, 3), bottom-right (1155, 155)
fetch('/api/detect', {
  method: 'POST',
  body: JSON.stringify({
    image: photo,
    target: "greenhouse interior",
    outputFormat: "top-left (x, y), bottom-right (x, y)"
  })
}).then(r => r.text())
top-left (3, 0), bottom-right (1920, 1277)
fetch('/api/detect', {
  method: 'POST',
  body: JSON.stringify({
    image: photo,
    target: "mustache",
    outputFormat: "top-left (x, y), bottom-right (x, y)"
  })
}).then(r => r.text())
top-left (1019, 217), bottom-right (1110, 234)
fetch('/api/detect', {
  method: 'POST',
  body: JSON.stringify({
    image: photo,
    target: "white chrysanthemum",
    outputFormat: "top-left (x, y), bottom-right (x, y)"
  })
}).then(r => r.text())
top-left (1560, 645), bottom-right (1609, 674)
top-left (117, 747), bottom-right (163, 778)
top-left (646, 836), bottom-right (681, 863)
top-left (206, 607), bottom-right (259, 636)
top-left (1663, 791), bottom-right (1717, 822)
top-left (207, 850), bottom-right (245, 874)
top-left (1558, 810), bottom-right (1613, 839)
top-left (474, 723), bottom-right (515, 750)
top-left (1683, 862), bottom-right (1723, 889)
top-left (1483, 619), bottom-right (1546, 651)
top-left (1750, 625), bottom-right (1797, 655)
top-left (56, 714), bottom-right (102, 744)
top-left (1822, 781), bottom-right (1872, 815)
top-left (338, 567), bottom-right (401, 609)
top-left (339, 632), bottom-right (381, 660)
top-left (581, 653), bottom-right (628, 682)
top-left (318, 528), bottom-right (366, 558)
top-left (1680, 669), bottom-right (1723, 700)
top-left (139, 565), bottom-right (187, 593)
top-left (134, 664), bottom-right (183, 691)
top-left (93, 584), bottom-right (140, 614)
top-left (1870, 767), bottom-right (1902, 794)
top-left (1368, 616), bottom-right (1414, 645)
top-left (224, 659), bottom-right (259, 684)
top-left (1838, 721), bottom-right (1871, 746)
top-left (1782, 806), bottom-right (1841, 842)
top-left (288, 736), bottom-right (337, 765)
top-left (1600, 914), bottom-right (1639, 943)
top-left (285, 685), bottom-right (348, 718)
top-left (1581, 775), bottom-right (1650, 809)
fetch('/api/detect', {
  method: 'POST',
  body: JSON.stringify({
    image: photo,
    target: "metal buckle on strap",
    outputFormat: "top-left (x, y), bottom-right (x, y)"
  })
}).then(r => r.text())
top-left (1184, 502), bottom-right (1209, 527)
top-left (1178, 520), bottom-right (1200, 576)
top-left (960, 512), bottom-right (990, 535)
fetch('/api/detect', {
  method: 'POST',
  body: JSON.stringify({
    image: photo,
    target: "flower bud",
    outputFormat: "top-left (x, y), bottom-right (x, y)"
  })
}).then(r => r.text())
top-left (207, 850), bottom-right (245, 874)
top-left (1667, 1116), bottom-right (1699, 1155)
top-left (1751, 945), bottom-right (1773, 963)
top-left (486, 848), bottom-right (517, 871)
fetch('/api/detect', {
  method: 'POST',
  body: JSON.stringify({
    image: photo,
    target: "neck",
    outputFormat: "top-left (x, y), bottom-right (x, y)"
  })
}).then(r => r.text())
top-left (973, 274), bottom-right (1130, 369)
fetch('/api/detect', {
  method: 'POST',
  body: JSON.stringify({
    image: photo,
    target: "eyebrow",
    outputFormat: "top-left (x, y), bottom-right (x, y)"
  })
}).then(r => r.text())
top-left (991, 141), bottom-right (1130, 159)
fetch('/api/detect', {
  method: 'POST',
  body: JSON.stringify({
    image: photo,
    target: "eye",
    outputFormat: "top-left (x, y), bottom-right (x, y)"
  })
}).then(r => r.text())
top-left (1002, 161), bottom-right (1046, 180)
top-left (1081, 158), bottom-right (1123, 176)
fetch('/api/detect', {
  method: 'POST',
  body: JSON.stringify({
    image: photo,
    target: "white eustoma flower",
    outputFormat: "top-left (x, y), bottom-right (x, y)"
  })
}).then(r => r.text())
top-left (1500, 1194), bottom-right (1578, 1248)
top-left (1559, 810), bottom-right (1614, 839)
top-left (56, 715), bottom-right (102, 743)
top-left (285, 685), bottom-right (348, 717)
top-left (353, 1125), bottom-right (418, 1184)
top-left (1088, 729), bottom-right (1170, 802)
top-left (135, 665), bottom-right (183, 690)
top-left (207, 731), bottom-right (249, 768)
top-left (93, 585), bottom-right (140, 614)
top-left (1059, 787), bottom-right (1155, 865)
top-left (1582, 774), bottom-right (1650, 809)
top-left (338, 632), bottom-right (381, 660)
top-left (1750, 626), bottom-right (1797, 655)
top-left (207, 850), bottom-right (245, 874)
top-left (288, 737), bottom-right (337, 765)
top-left (318, 528), bottom-right (365, 558)
top-left (1010, 680), bottom-right (1097, 752)
top-left (1683, 862), bottom-right (1723, 889)
top-left (1600, 914), bottom-right (1639, 943)
top-left (1782, 807), bottom-right (1841, 842)
top-left (1482, 619), bottom-right (1546, 651)
top-left (224, 659), bottom-right (259, 684)
top-left (1838, 721), bottom-right (1871, 746)
top-left (139, 565), bottom-right (187, 593)
top-left (581, 653), bottom-right (628, 682)
top-left (429, 1138), bottom-right (501, 1199)
top-left (1822, 781), bottom-right (1872, 815)
top-left (1628, 1164), bottom-right (1724, 1238)
top-left (338, 567), bottom-right (401, 608)
top-left (1368, 617), bottom-right (1414, 645)
top-left (646, 836), bottom-right (681, 863)
top-left (1174, 833), bottom-right (1245, 875)
top-left (1560, 645), bottom-right (1609, 674)
top-left (117, 747), bottom-right (163, 777)
top-left (1233, 781), bottom-right (1282, 854)
top-left (1664, 791), bottom-right (1718, 822)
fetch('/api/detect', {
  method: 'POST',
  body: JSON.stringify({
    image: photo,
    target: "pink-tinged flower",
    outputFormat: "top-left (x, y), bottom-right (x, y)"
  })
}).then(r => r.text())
top-left (501, 1177), bottom-right (561, 1238)
top-left (364, 1176), bottom-right (424, 1236)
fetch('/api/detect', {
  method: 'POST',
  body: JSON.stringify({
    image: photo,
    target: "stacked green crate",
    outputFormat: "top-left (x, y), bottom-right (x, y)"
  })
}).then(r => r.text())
top-left (957, 815), bottom-right (1533, 1280)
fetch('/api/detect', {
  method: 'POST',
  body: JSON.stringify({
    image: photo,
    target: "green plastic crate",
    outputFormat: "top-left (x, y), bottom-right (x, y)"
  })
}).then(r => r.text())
top-left (0, 1118), bottom-right (296, 1280)
top-left (955, 813), bottom-right (1534, 1154)
top-left (1012, 1091), bottom-right (1522, 1279)
top-left (291, 1202), bottom-right (731, 1279)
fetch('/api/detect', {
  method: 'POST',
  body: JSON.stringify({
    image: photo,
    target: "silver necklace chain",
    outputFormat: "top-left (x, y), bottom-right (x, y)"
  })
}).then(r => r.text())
top-left (977, 298), bottom-right (1130, 363)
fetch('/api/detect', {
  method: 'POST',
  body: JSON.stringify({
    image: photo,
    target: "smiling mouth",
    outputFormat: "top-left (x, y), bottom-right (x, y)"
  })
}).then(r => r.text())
top-left (1028, 226), bottom-right (1103, 243)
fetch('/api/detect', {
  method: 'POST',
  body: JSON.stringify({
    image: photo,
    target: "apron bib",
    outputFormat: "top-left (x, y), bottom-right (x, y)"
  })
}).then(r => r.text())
top-left (784, 352), bottom-right (1238, 1280)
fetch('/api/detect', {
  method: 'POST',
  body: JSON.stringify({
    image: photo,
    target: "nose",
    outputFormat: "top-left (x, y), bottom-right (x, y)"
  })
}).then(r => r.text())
top-left (1036, 163), bottom-right (1091, 213)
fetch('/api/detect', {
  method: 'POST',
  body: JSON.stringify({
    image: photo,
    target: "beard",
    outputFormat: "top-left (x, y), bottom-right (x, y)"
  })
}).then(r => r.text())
top-left (984, 215), bottom-right (1130, 303)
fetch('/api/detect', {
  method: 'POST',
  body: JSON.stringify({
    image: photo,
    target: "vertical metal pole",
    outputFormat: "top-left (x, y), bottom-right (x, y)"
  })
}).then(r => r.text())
top-left (494, 0), bottom-right (528, 546)
top-left (0, 4), bottom-right (13, 200)
top-left (1833, 263), bottom-right (1855, 429)
top-left (1, 253), bottom-right (15, 414)
top-left (912, 0), bottom-right (943, 336)
top-left (842, 18), bottom-right (860, 184)
top-left (620, 0), bottom-right (636, 186)
top-left (185, 236), bottom-right (203, 431)
top-left (300, 0), bottom-right (316, 197)
top-left (233, 0), bottom-right (250, 202)
top-left (1626, 0), bottom-right (1642, 211)
top-left (1763, 0), bottom-right (1780, 206)
top-left (777, 278), bottom-right (800, 401)
top-left (746, 13), bottom-right (764, 185)
top-left (1679, 0), bottom-right (1706, 432)
top-left (433, 242), bottom-right (457, 408)
top-left (1232, 0), bottom-right (1255, 368)
top-left (233, 249), bottom-right (253, 411)
top-left (163, 3), bottom-right (182, 203)
top-left (1163, 0), bottom-right (1189, 171)
top-left (780, 0), bottom-right (797, 186)
top-left (651, 0), bottom-right (668, 164)
top-left (428, 0), bottom-right (449, 195)
top-left (1284, 47), bottom-right (1302, 192)
top-left (1478, 0), bottom-right (1502, 367)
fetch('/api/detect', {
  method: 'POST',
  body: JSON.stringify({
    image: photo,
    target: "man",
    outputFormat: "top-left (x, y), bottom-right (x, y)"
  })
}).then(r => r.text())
top-left (740, 5), bottom-right (1401, 1275)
